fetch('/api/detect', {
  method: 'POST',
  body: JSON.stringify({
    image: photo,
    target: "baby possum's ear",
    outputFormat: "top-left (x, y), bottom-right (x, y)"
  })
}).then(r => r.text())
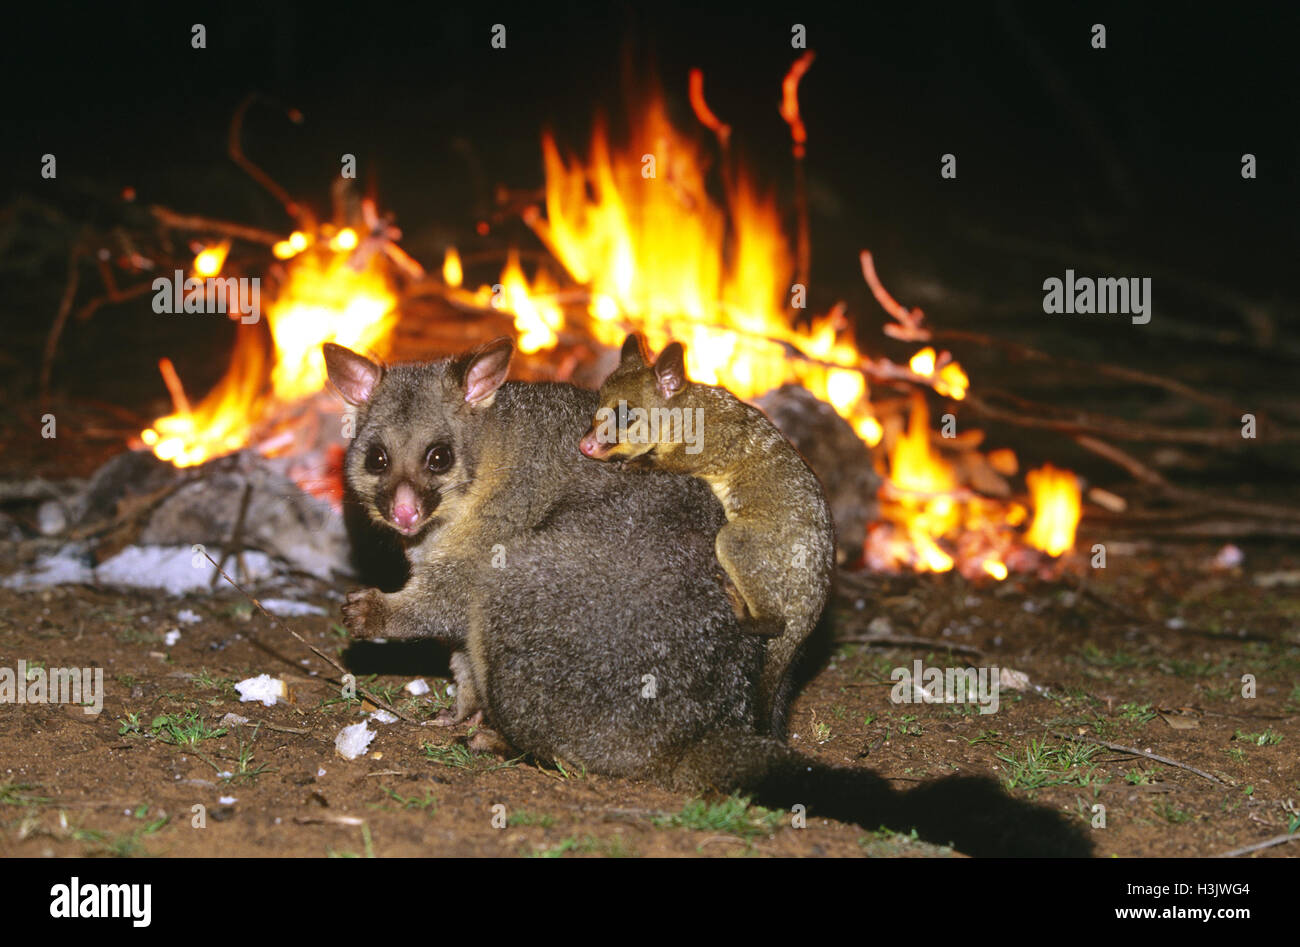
top-left (323, 343), bottom-right (383, 405)
top-left (460, 336), bottom-right (515, 406)
top-left (653, 341), bottom-right (687, 399)
top-left (620, 332), bottom-right (650, 368)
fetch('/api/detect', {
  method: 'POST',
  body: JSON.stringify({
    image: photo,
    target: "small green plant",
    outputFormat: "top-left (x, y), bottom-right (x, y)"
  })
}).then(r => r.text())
top-left (150, 711), bottom-right (227, 747)
top-left (1118, 703), bottom-right (1156, 726)
top-left (421, 741), bottom-right (520, 772)
top-left (1234, 729), bottom-right (1283, 746)
top-left (191, 668), bottom-right (237, 698)
top-left (377, 785), bottom-right (438, 813)
top-left (1124, 767), bottom-right (1154, 785)
top-left (0, 781), bottom-right (50, 807)
top-left (1153, 801), bottom-right (1193, 824)
top-left (996, 739), bottom-right (1103, 791)
top-left (509, 809), bottom-right (557, 828)
top-left (810, 710), bottom-right (832, 743)
top-left (1226, 746), bottom-right (1247, 763)
top-left (653, 795), bottom-right (782, 840)
top-left (530, 834), bottom-right (633, 858)
top-left (117, 712), bottom-right (144, 736)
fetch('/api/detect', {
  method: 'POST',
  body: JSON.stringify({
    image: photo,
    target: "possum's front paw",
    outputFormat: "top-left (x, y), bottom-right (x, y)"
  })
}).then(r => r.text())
top-left (342, 587), bottom-right (388, 638)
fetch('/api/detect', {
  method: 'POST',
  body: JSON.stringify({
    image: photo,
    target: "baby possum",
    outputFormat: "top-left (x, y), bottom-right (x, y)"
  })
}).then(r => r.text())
top-left (579, 333), bottom-right (834, 738)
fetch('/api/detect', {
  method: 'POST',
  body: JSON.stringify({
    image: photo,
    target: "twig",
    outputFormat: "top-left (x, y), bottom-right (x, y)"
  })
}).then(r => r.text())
top-left (963, 391), bottom-right (1299, 446)
top-left (834, 633), bottom-right (982, 657)
top-left (39, 241), bottom-right (82, 404)
top-left (227, 92), bottom-right (306, 224)
top-left (200, 550), bottom-right (417, 725)
top-left (148, 206), bottom-right (283, 246)
top-left (933, 329), bottom-right (1243, 415)
top-left (1053, 732), bottom-right (1226, 785)
top-left (1217, 833), bottom-right (1300, 858)
top-left (1074, 435), bottom-right (1169, 487)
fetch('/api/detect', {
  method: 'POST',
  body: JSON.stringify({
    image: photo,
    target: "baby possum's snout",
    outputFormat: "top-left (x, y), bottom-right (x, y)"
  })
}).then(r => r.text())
top-left (578, 426), bottom-right (613, 459)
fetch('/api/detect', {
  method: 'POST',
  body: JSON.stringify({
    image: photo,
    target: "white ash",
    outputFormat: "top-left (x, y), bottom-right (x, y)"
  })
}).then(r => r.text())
top-left (335, 722), bottom-right (375, 760)
top-left (259, 599), bottom-right (328, 617)
top-left (235, 674), bottom-right (286, 707)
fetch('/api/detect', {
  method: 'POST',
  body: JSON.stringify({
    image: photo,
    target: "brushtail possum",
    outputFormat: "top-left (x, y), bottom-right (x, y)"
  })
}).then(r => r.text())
top-left (323, 339), bottom-right (1090, 857)
top-left (579, 333), bottom-right (834, 739)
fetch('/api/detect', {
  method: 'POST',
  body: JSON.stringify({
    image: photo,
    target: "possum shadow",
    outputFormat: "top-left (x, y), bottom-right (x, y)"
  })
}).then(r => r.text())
top-left (342, 638), bottom-right (453, 677)
top-left (897, 774), bottom-right (1094, 857)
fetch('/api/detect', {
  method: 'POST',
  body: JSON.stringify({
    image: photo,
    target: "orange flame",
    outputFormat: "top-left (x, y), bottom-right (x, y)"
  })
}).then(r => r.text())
top-left (1026, 464), bottom-right (1082, 557)
top-left (141, 229), bottom-right (398, 466)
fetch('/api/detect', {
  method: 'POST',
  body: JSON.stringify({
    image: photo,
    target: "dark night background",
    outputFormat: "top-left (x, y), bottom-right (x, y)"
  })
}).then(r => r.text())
top-left (2, 1), bottom-right (1297, 478)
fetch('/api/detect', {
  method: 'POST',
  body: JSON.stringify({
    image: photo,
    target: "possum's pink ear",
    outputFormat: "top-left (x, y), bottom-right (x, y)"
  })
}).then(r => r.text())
top-left (653, 342), bottom-right (687, 399)
top-left (620, 332), bottom-right (650, 368)
top-left (323, 343), bottom-right (382, 405)
top-left (462, 337), bottom-right (514, 406)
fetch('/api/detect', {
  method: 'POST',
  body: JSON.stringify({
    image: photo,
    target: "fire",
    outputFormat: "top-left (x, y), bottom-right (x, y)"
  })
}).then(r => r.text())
top-left (137, 61), bottom-right (1082, 577)
top-left (140, 225), bottom-right (398, 467)
top-left (265, 241), bottom-right (397, 401)
top-left (454, 88), bottom-right (888, 451)
top-left (1026, 464), bottom-right (1082, 557)
top-left (451, 69), bottom-right (1079, 576)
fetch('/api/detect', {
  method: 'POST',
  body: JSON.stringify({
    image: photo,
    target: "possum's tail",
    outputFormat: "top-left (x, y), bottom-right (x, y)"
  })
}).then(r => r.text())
top-left (668, 732), bottom-right (1092, 857)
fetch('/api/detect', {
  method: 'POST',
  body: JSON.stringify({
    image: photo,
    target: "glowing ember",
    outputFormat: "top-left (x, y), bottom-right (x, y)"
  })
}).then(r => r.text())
top-left (1026, 464), bottom-right (1082, 557)
top-left (193, 241), bottom-right (229, 278)
top-left (442, 247), bottom-right (463, 288)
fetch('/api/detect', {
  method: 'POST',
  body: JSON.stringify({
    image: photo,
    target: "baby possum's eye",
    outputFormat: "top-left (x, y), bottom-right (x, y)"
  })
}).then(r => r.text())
top-left (425, 443), bottom-right (454, 474)
top-left (364, 445), bottom-right (389, 474)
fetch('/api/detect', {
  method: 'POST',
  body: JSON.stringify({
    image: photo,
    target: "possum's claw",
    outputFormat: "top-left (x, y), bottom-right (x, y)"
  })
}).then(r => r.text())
top-left (342, 587), bottom-right (387, 638)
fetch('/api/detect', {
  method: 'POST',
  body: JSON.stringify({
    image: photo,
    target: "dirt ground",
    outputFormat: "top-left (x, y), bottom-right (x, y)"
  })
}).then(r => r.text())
top-left (0, 538), bottom-right (1295, 858)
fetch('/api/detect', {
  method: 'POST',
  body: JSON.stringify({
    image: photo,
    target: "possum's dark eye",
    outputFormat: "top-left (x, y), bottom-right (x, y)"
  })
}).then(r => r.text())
top-left (364, 445), bottom-right (388, 474)
top-left (425, 443), bottom-right (454, 474)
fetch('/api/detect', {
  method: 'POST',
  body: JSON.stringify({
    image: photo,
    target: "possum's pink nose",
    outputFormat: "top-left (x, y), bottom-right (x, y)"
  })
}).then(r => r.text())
top-left (391, 483), bottom-right (421, 531)
top-left (392, 503), bottom-right (419, 528)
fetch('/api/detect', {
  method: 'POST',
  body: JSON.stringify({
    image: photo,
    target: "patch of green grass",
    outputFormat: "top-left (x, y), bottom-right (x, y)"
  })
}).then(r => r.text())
top-left (0, 781), bottom-right (50, 807)
top-left (421, 741), bottom-right (520, 772)
top-left (1226, 746), bottom-right (1248, 763)
top-left (191, 667), bottom-right (238, 698)
top-left (69, 811), bottom-right (169, 857)
top-left (529, 834), bottom-right (635, 858)
top-left (1075, 643), bottom-right (1141, 669)
top-left (653, 795), bottom-right (783, 840)
top-left (896, 714), bottom-right (923, 737)
top-left (508, 809), bottom-right (557, 828)
top-left (1118, 703), bottom-right (1157, 726)
top-left (996, 738), bottom-right (1105, 791)
top-left (150, 711), bottom-right (227, 747)
top-left (1124, 768), bottom-right (1155, 785)
top-left (376, 785), bottom-right (438, 814)
top-left (116, 626), bottom-right (159, 645)
top-left (1152, 801), bottom-right (1193, 825)
top-left (1234, 729), bottom-right (1283, 746)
